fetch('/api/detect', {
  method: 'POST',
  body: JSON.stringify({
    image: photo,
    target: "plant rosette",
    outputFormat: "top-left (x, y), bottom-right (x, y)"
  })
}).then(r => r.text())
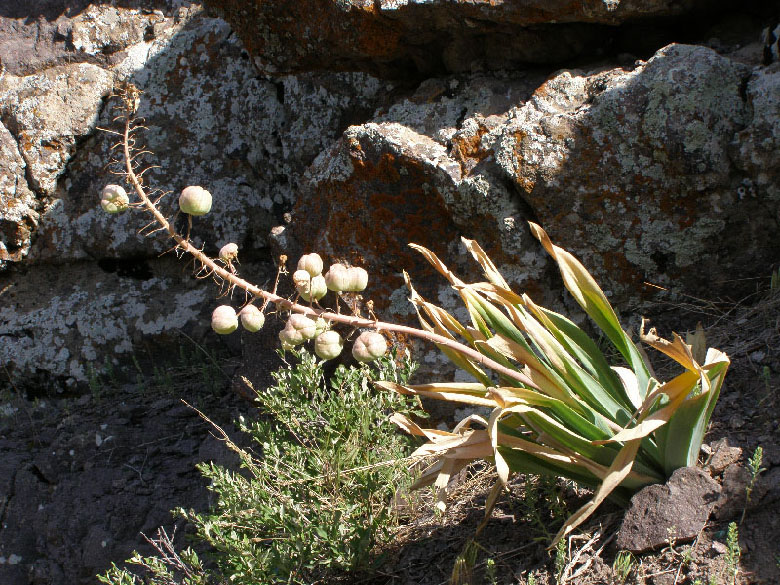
top-left (100, 184), bottom-right (130, 214)
top-left (211, 305), bottom-right (238, 335)
top-left (352, 331), bottom-right (388, 362)
top-left (179, 186), bottom-right (212, 216)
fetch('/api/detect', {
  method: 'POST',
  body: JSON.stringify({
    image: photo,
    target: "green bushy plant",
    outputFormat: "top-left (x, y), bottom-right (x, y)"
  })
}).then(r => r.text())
top-left (100, 349), bottom-right (421, 584)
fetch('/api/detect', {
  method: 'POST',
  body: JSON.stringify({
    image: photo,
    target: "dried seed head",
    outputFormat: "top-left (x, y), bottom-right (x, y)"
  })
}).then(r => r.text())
top-left (211, 305), bottom-right (238, 335)
top-left (219, 243), bottom-right (239, 263)
top-left (324, 263), bottom-right (350, 292)
top-left (347, 267), bottom-right (368, 292)
top-left (239, 304), bottom-right (265, 332)
top-left (287, 314), bottom-right (318, 340)
top-left (297, 253), bottom-right (324, 277)
top-left (314, 330), bottom-right (344, 361)
top-left (352, 331), bottom-right (387, 362)
top-left (179, 186), bottom-right (212, 216)
top-left (100, 184), bottom-right (129, 214)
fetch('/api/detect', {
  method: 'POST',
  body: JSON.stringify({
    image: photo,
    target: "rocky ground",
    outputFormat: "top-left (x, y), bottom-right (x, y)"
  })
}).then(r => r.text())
top-left (1, 285), bottom-right (777, 585)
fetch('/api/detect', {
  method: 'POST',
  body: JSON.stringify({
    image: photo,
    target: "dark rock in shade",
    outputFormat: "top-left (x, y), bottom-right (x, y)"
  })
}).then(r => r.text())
top-left (205, 0), bottom-right (736, 77)
top-left (616, 466), bottom-right (722, 553)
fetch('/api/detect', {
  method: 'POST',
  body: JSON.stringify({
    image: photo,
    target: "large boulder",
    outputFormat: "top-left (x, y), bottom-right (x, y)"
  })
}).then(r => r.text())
top-left (494, 44), bottom-right (779, 305)
top-left (284, 43), bottom-right (779, 321)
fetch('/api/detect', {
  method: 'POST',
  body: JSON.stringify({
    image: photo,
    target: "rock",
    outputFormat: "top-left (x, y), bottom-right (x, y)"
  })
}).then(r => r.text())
top-left (0, 121), bottom-right (36, 264)
top-left (707, 438), bottom-right (743, 475)
top-left (494, 44), bottom-right (779, 305)
top-left (285, 73), bottom-right (555, 335)
top-left (616, 466), bottom-right (721, 553)
top-left (0, 63), bottom-right (113, 195)
top-left (207, 0), bottom-right (713, 76)
top-left (287, 43), bottom-right (780, 324)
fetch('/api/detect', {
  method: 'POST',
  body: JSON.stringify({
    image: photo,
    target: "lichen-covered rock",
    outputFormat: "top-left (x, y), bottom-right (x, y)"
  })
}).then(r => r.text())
top-left (0, 3), bottom-right (391, 391)
top-left (0, 259), bottom-right (210, 392)
top-left (281, 74), bottom-right (554, 333)
top-left (494, 44), bottom-right (779, 304)
top-left (207, 0), bottom-right (705, 76)
top-left (0, 64), bottom-right (113, 195)
top-left (0, 121), bottom-right (37, 265)
top-left (285, 41), bottom-right (779, 330)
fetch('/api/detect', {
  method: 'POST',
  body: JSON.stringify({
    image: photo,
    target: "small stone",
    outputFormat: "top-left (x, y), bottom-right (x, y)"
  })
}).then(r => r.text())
top-left (707, 438), bottom-right (742, 475)
top-left (616, 467), bottom-right (721, 553)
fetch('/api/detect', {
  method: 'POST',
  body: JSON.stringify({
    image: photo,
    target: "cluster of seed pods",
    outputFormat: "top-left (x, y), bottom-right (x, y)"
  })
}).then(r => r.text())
top-left (210, 251), bottom-right (386, 362)
top-left (101, 184), bottom-right (388, 363)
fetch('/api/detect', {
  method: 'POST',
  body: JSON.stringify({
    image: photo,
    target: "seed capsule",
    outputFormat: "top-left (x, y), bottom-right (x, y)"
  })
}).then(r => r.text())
top-left (211, 305), bottom-right (238, 335)
top-left (179, 186), bottom-right (212, 216)
top-left (325, 263), bottom-right (350, 292)
top-left (300, 274), bottom-right (327, 302)
top-left (100, 184), bottom-right (129, 214)
top-left (239, 304), bottom-right (265, 332)
top-left (219, 243), bottom-right (239, 263)
top-left (279, 324), bottom-right (304, 347)
top-left (347, 267), bottom-right (368, 292)
top-left (314, 330), bottom-right (344, 360)
top-left (297, 253), bottom-right (324, 277)
top-left (288, 314), bottom-right (318, 340)
top-left (314, 317), bottom-right (328, 336)
top-left (352, 331), bottom-right (387, 362)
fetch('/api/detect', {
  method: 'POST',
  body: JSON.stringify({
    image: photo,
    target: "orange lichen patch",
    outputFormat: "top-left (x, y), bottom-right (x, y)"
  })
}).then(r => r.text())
top-left (291, 152), bottom-right (461, 317)
top-left (450, 121), bottom-right (491, 176)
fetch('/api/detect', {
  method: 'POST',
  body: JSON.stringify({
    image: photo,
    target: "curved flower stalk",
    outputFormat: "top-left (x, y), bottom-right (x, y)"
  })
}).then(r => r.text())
top-left (100, 84), bottom-right (536, 381)
top-left (377, 225), bottom-right (729, 543)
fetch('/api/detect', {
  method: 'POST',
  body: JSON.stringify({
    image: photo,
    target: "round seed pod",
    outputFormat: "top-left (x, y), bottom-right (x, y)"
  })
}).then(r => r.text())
top-left (352, 331), bottom-right (387, 363)
top-left (297, 253), bottom-right (324, 277)
top-left (347, 267), bottom-right (368, 292)
top-left (239, 304), bottom-right (265, 332)
top-left (179, 186), bottom-right (212, 216)
top-left (314, 330), bottom-right (344, 361)
top-left (100, 184), bottom-right (129, 214)
top-left (293, 269), bottom-right (312, 298)
top-left (279, 324), bottom-right (304, 347)
top-left (211, 305), bottom-right (238, 335)
top-left (325, 263), bottom-right (350, 292)
top-left (288, 314), bottom-right (318, 340)
top-left (300, 274), bottom-right (327, 302)
top-left (219, 243), bottom-right (239, 263)
top-left (314, 317), bottom-right (328, 337)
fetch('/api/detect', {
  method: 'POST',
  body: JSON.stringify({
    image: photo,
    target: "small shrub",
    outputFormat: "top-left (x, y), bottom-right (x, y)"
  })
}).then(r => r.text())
top-left (100, 349), bottom-right (421, 584)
